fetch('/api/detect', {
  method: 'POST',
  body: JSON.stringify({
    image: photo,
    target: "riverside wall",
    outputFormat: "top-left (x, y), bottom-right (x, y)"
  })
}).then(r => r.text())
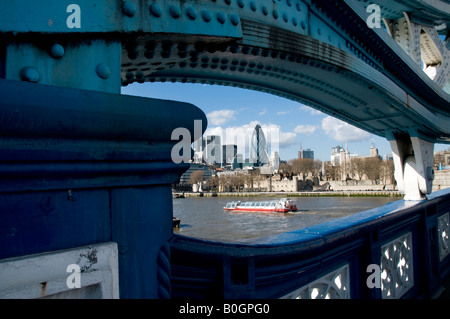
top-left (433, 169), bottom-right (450, 192)
top-left (177, 191), bottom-right (402, 198)
top-left (176, 170), bottom-right (450, 198)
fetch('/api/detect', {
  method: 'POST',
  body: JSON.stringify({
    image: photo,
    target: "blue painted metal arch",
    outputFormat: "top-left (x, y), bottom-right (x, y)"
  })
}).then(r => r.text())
top-left (1, 0), bottom-right (449, 142)
top-left (119, 0), bottom-right (450, 143)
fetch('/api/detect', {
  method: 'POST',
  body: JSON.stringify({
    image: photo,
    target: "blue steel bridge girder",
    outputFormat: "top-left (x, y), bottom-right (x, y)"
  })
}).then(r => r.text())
top-left (353, 0), bottom-right (450, 92)
top-left (354, 0), bottom-right (450, 32)
top-left (1, 0), bottom-right (450, 298)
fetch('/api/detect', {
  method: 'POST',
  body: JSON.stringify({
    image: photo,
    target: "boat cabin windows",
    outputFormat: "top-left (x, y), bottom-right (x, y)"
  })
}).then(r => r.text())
top-left (225, 198), bottom-right (297, 212)
top-left (226, 202), bottom-right (239, 209)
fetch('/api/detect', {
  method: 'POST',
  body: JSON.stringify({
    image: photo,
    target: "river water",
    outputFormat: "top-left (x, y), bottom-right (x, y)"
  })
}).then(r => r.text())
top-left (172, 196), bottom-right (400, 243)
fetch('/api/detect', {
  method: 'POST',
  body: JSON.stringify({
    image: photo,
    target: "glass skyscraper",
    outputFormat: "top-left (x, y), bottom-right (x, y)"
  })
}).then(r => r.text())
top-left (250, 124), bottom-right (269, 166)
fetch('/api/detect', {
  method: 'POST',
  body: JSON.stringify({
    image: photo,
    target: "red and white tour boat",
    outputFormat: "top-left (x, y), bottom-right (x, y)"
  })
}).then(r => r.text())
top-left (224, 198), bottom-right (298, 213)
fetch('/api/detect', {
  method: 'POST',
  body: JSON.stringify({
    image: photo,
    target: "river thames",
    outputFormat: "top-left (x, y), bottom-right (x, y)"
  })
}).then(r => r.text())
top-left (172, 195), bottom-right (400, 243)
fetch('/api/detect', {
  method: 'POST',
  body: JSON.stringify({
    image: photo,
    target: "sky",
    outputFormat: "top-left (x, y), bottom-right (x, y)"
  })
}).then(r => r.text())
top-left (121, 82), bottom-right (449, 162)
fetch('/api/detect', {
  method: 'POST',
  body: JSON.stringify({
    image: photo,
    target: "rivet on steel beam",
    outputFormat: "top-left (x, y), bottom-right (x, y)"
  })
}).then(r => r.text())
top-left (229, 45), bottom-right (240, 53)
top-left (122, 1), bottom-right (136, 17)
top-left (135, 71), bottom-right (144, 82)
top-left (201, 10), bottom-right (212, 22)
top-left (96, 63), bottom-right (111, 79)
top-left (230, 14), bottom-right (240, 26)
top-left (217, 12), bottom-right (226, 24)
top-left (273, 10), bottom-right (279, 19)
top-left (169, 5), bottom-right (181, 18)
top-left (186, 7), bottom-right (197, 20)
top-left (238, 0), bottom-right (245, 8)
top-left (49, 43), bottom-right (65, 59)
top-left (20, 67), bottom-right (40, 83)
top-left (150, 4), bottom-right (162, 17)
top-left (250, 1), bottom-right (257, 12)
top-left (125, 72), bottom-right (134, 80)
top-left (262, 6), bottom-right (268, 16)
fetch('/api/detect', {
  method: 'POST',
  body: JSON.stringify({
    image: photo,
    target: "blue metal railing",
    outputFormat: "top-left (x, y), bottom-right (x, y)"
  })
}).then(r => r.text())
top-left (170, 188), bottom-right (450, 299)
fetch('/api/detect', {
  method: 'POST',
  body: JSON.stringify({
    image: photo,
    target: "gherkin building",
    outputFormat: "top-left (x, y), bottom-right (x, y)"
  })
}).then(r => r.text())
top-left (250, 124), bottom-right (270, 166)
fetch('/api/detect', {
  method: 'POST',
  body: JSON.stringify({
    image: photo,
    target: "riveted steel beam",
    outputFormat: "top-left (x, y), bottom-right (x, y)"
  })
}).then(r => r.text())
top-left (0, 0), bottom-right (243, 37)
top-left (354, 0), bottom-right (450, 31)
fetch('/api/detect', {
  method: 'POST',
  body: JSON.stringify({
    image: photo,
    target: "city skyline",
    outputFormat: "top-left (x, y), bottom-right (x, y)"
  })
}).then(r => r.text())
top-left (122, 82), bottom-right (449, 161)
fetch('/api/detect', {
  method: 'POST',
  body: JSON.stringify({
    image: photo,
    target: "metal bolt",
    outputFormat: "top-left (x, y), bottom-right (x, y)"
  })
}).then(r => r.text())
top-left (201, 10), bottom-right (212, 22)
top-left (262, 6), bottom-right (268, 16)
top-left (186, 7), bottom-right (197, 20)
top-left (20, 67), bottom-right (40, 83)
top-left (230, 14), bottom-right (240, 26)
top-left (169, 5), bottom-right (181, 18)
top-left (49, 43), bottom-right (65, 59)
top-left (217, 12), bottom-right (226, 24)
top-left (273, 10), bottom-right (279, 19)
top-left (96, 63), bottom-right (111, 79)
top-left (125, 72), bottom-right (134, 80)
top-left (149, 4), bottom-right (162, 17)
top-left (135, 71), bottom-right (144, 82)
top-left (122, 1), bottom-right (136, 17)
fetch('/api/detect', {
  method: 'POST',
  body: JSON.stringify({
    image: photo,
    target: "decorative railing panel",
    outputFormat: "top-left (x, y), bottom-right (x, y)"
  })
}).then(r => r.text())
top-left (380, 233), bottom-right (414, 299)
top-left (439, 213), bottom-right (450, 261)
top-left (281, 264), bottom-right (350, 299)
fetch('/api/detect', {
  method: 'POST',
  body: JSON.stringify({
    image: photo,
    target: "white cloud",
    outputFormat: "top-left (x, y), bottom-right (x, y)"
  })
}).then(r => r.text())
top-left (277, 131), bottom-right (297, 148)
top-left (321, 116), bottom-right (371, 143)
top-left (206, 109), bottom-right (236, 126)
top-left (204, 121), bottom-right (297, 158)
top-left (258, 108), bottom-right (267, 115)
top-left (299, 105), bottom-right (324, 116)
top-left (294, 125), bottom-right (318, 135)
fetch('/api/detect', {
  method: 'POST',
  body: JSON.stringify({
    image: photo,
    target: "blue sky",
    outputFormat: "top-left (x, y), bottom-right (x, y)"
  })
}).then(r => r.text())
top-left (121, 82), bottom-right (449, 162)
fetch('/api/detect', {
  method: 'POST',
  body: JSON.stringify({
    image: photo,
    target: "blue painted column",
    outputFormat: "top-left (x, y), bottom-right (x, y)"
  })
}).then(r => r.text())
top-left (111, 186), bottom-right (174, 298)
top-left (0, 79), bottom-right (206, 298)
